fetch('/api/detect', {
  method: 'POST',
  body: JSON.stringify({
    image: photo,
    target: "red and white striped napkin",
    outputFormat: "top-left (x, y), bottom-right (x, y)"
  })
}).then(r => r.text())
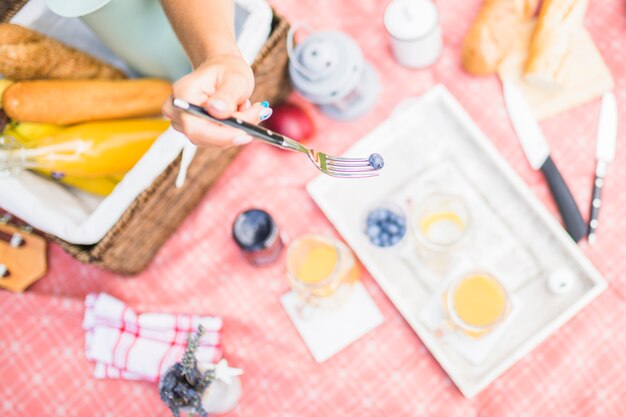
top-left (83, 293), bottom-right (223, 382)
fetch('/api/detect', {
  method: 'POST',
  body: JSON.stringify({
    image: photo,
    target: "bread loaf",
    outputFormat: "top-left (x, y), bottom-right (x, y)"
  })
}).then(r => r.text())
top-left (462, 0), bottom-right (539, 75)
top-left (0, 24), bottom-right (126, 80)
top-left (524, 0), bottom-right (589, 88)
top-left (3, 79), bottom-right (172, 125)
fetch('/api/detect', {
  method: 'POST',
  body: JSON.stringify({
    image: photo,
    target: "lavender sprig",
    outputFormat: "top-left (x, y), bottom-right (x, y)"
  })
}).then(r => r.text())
top-left (159, 325), bottom-right (215, 417)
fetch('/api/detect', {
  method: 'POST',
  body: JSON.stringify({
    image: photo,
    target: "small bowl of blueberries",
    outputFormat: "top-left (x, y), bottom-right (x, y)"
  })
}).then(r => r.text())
top-left (363, 201), bottom-right (408, 249)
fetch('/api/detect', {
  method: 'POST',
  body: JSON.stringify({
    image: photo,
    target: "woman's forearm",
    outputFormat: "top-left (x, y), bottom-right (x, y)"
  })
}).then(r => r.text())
top-left (161, 0), bottom-right (241, 67)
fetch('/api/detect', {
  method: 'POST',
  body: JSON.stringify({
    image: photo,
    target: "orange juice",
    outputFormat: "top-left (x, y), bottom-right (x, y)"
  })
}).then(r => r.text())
top-left (287, 235), bottom-right (359, 302)
top-left (411, 194), bottom-right (472, 274)
top-left (451, 274), bottom-right (508, 329)
top-left (296, 243), bottom-right (339, 284)
top-left (419, 210), bottom-right (466, 244)
top-left (2, 119), bottom-right (169, 178)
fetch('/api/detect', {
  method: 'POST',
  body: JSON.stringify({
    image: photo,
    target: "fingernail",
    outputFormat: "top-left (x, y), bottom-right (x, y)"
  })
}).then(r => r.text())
top-left (261, 101), bottom-right (270, 108)
top-left (260, 108), bottom-right (273, 121)
top-left (210, 99), bottom-right (229, 113)
top-left (233, 134), bottom-right (253, 145)
top-left (244, 99), bottom-right (252, 110)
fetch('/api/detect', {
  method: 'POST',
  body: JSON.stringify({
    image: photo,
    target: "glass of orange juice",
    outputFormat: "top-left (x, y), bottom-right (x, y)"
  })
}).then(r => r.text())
top-left (286, 235), bottom-right (360, 309)
top-left (444, 272), bottom-right (510, 338)
top-left (411, 193), bottom-right (471, 272)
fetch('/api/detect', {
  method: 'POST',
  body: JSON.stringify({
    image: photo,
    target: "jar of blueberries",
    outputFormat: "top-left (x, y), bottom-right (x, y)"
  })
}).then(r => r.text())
top-left (363, 202), bottom-right (408, 248)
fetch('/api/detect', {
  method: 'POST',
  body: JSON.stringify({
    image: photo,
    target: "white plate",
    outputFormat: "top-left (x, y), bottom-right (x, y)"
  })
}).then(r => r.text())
top-left (307, 85), bottom-right (606, 398)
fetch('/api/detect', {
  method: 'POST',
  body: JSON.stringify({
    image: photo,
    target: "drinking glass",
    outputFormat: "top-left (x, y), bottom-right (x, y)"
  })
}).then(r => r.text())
top-left (286, 235), bottom-right (359, 309)
top-left (443, 272), bottom-right (511, 338)
top-left (411, 193), bottom-right (471, 272)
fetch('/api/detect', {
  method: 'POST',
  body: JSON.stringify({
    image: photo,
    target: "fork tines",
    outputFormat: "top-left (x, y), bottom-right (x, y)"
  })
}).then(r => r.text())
top-left (325, 156), bottom-right (380, 178)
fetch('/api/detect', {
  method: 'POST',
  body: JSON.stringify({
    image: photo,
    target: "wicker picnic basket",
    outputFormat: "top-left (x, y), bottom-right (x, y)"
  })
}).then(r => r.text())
top-left (1, 0), bottom-right (291, 275)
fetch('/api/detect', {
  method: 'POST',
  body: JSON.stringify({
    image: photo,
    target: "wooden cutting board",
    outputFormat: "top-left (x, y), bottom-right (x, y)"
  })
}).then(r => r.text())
top-left (498, 20), bottom-right (614, 121)
top-left (0, 223), bottom-right (47, 292)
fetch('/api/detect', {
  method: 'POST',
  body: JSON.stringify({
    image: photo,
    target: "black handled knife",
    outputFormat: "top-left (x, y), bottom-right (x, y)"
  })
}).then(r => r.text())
top-left (503, 81), bottom-right (587, 242)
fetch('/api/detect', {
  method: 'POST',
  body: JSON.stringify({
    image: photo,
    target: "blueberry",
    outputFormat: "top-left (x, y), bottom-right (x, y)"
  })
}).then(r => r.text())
top-left (386, 223), bottom-right (400, 236)
top-left (365, 205), bottom-right (408, 247)
top-left (368, 153), bottom-right (384, 170)
top-left (371, 209), bottom-right (388, 221)
top-left (367, 225), bottom-right (381, 238)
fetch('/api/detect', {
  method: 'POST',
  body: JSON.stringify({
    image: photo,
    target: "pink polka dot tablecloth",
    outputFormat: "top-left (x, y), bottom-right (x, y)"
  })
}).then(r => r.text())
top-left (2, 0), bottom-right (626, 416)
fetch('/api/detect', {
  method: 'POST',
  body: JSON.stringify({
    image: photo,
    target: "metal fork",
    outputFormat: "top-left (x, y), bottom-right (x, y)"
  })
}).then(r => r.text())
top-left (172, 99), bottom-right (381, 178)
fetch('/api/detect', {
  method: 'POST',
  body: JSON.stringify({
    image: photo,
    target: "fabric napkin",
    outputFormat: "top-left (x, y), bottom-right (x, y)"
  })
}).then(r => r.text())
top-left (83, 293), bottom-right (223, 382)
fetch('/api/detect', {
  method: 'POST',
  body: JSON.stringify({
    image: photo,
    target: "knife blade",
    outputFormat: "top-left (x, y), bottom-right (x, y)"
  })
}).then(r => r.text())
top-left (503, 81), bottom-right (587, 242)
top-left (588, 92), bottom-right (618, 245)
top-left (502, 82), bottom-right (551, 170)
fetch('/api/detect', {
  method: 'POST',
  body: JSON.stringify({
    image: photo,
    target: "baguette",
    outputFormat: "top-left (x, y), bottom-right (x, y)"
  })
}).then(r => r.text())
top-left (524, 0), bottom-right (589, 88)
top-left (0, 23), bottom-right (126, 80)
top-left (3, 79), bottom-right (172, 125)
top-left (462, 0), bottom-right (539, 75)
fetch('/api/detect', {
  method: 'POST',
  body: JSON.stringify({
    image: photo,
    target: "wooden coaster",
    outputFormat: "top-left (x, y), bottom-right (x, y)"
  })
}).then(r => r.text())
top-left (0, 223), bottom-right (47, 292)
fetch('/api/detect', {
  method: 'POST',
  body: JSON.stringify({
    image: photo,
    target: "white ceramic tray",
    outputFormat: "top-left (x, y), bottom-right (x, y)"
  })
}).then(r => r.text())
top-left (307, 85), bottom-right (606, 398)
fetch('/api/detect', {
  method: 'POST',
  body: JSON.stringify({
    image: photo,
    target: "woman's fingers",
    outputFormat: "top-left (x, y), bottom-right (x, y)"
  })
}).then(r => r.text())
top-left (206, 71), bottom-right (253, 119)
top-left (236, 101), bottom-right (273, 124)
top-left (162, 97), bottom-right (176, 120)
top-left (237, 99), bottom-right (252, 112)
top-left (163, 53), bottom-right (257, 147)
top-left (164, 100), bottom-right (273, 148)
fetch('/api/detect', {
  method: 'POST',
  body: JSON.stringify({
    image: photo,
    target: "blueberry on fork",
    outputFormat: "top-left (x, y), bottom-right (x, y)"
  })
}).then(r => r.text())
top-left (368, 153), bottom-right (384, 170)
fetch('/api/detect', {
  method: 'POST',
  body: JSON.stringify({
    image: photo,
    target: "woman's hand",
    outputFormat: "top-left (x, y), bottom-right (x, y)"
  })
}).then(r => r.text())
top-left (162, 53), bottom-right (272, 147)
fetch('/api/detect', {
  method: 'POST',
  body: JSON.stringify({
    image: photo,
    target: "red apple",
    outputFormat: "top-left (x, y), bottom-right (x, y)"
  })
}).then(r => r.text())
top-left (262, 102), bottom-right (315, 142)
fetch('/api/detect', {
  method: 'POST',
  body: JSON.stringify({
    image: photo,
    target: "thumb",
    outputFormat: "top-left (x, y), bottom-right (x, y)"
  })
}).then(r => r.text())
top-left (207, 72), bottom-right (251, 118)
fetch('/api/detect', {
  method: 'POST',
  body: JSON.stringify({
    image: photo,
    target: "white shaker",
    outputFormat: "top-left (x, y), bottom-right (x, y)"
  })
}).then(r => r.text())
top-left (384, 0), bottom-right (442, 69)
